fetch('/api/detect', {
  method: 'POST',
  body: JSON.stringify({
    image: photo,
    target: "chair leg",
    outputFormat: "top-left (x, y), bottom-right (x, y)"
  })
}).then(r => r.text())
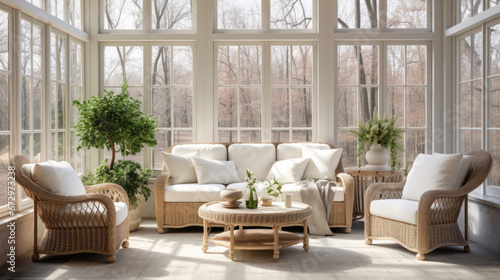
top-left (464, 245), bottom-right (471, 253)
top-left (32, 253), bottom-right (39, 262)
top-left (416, 253), bottom-right (425, 261)
top-left (365, 239), bottom-right (372, 245)
top-left (106, 255), bottom-right (116, 263)
top-left (122, 240), bottom-right (129, 248)
top-left (158, 228), bottom-right (166, 234)
top-left (345, 227), bottom-right (351, 233)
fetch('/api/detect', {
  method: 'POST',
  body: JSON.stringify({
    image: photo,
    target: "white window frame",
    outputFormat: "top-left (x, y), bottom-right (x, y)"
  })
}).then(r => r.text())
top-left (213, 0), bottom-right (318, 34)
top-left (99, 0), bottom-right (198, 34)
top-left (214, 41), bottom-right (317, 142)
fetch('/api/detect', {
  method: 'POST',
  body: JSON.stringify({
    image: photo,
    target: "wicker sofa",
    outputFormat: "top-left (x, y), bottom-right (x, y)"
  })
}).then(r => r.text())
top-left (155, 142), bottom-right (354, 233)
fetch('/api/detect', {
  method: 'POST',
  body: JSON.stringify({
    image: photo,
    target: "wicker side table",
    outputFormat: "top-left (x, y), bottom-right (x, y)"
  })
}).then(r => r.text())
top-left (198, 201), bottom-right (313, 261)
top-left (347, 167), bottom-right (404, 220)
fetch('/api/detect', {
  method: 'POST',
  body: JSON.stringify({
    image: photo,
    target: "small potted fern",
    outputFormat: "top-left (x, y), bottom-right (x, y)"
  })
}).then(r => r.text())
top-left (350, 109), bottom-right (404, 169)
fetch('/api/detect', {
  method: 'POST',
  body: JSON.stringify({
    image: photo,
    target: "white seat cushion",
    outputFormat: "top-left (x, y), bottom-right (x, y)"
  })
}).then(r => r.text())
top-left (302, 147), bottom-right (342, 180)
top-left (164, 184), bottom-right (226, 202)
top-left (370, 199), bottom-right (419, 225)
top-left (25, 160), bottom-right (86, 196)
top-left (161, 151), bottom-right (198, 184)
top-left (277, 143), bottom-right (331, 161)
top-left (281, 183), bottom-right (345, 202)
top-left (191, 156), bottom-right (240, 184)
top-left (114, 202), bottom-right (128, 226)
top-left (228, 144), bottom-right (276, 181)
top-left (402, 153), bottom-right (463, 201)
top-left (172, 144), bottom-right (227, 160)
top-left (266, 158), bottom-right (310, 184)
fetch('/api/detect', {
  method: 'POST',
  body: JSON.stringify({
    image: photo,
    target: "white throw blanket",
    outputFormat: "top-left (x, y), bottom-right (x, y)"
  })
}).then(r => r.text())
top-left (299, 178), bottom-right (336, 236)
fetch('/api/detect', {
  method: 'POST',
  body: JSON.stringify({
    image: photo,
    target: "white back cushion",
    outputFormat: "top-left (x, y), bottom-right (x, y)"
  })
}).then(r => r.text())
top-left (302, 147), bottom-right (343, 180)
top-left (456, 155), bottom-right (473, 187)
top-left (191, 156), bottom-right (240, 184)
top-left (277, 143), bottom-right (331, 161)
top-left (402, 153), bottom-right (463, 201)
top-left (228, 144), bottom-right (276, 181)
top-left (29, 160), bottom-right (86, 196)
top-left (172, 144), bottom-right (227, 160)
top-left (161, 151), bottom-right (198, 184)
top-left (266, 158), bottom-right (310, 184)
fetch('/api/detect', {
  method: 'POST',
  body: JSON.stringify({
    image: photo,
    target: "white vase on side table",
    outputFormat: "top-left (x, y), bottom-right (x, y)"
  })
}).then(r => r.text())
top-left (365, 144), bottom-right (387, 170)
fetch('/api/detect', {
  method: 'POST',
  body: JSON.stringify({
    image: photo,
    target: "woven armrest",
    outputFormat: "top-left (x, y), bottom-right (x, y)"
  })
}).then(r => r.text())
top-left (418, 189), bottom-right (468, 225)
top-left (154, 173), bottom-right (172, 228)
top-left (86, 183), bottom-right (129, 207)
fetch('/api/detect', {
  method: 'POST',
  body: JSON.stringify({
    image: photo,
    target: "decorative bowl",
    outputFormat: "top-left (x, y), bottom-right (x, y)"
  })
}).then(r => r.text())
top-left (220, 189), bottom-right (243, 204)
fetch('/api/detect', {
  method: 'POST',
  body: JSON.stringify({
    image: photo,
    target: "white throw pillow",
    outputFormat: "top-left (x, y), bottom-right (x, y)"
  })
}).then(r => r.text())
top-left (266, 158), bottom-right (310, 184)
top-left (277, 143), bottom-right (331, 161)
top-left (228, 144), bottom-right (276, 181)
top-left (161, 151), bottom-right (198, 184)
top-left (434, 153), bottom-right (473, 188)
top-left (402, 153), bottom-right (464, 201)
top-left (302, 147), bottom-right (343, 180)
top-left (30, 160), bottom-right (86, 196)
top-left (172, 144), bottom-right (227, 160)
top-left (191, 156), bottom-right (240, 184)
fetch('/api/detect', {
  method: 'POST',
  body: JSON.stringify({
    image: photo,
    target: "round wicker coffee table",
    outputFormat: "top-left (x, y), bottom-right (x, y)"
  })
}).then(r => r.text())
top-left (198, 201), bottom-right (313, 261)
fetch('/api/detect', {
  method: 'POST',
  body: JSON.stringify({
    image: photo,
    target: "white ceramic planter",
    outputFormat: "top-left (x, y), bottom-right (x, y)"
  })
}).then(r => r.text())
top-left (128, 199), bottom-right (142, 232)
top-left (365, 144), bottom-right (387, 169)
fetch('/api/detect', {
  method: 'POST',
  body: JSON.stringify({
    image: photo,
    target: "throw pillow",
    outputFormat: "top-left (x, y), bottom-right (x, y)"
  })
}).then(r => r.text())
top-left (402, 153), bottom-right (463, 201)
top-left (191, 156), bottom-right (240, 184)
top-left (161, 151), bottom-right (198, 184)
top-left (301, 147), bottom-right (343, 180)
top-left (266, 158), bottom-right (310, 184)
top-left (30, 160), bottom-right (86, 196)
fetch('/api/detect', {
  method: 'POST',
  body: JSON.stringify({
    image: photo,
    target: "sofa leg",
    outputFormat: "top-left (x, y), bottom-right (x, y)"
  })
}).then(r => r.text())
top-left (464, 245), bottom-right (471, 253)
top-left (106, 255), bottom-right (116, 263)
top-left (416, 253), bottom-right (425, 261)
top-left (345, 227), bottom-right (351, 234)
top-left (122, 240), bottom-right (129, 248)
top-left (365, 239), bottom-right (372, 245)
top-left (158, 228), bottom-right (166, 234)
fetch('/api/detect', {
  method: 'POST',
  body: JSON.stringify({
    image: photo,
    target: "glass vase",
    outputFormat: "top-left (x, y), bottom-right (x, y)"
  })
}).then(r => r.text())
top-left (245, 187), bottom-right (258, 209)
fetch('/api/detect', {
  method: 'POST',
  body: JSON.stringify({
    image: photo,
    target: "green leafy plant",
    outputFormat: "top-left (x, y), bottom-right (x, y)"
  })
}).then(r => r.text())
top-left (350, 109), bottom-right (405, 169)
top-left (266, 178), bottom-right (283, 198)
top-left (73, 83), bottom-right (157, 208)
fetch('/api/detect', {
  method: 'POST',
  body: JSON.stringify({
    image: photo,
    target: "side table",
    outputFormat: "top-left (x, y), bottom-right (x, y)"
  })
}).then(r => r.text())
top-left (347, 167), bottom-right (404, 220)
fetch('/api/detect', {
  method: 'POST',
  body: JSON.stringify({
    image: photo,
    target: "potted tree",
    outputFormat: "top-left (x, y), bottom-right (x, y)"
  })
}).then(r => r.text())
top-left (350, 109), bottom-right (405, 170)
top-left (73, 83), bottom-right (157, 231)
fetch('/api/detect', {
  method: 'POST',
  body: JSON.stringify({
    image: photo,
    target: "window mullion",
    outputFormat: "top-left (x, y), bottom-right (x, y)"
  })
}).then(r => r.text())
top-left (144, 43), bottom-right (152, 168)
top-left (262, 42), bottom-right (271, 141)
top-left (379, 0), bottom-right (387, 31)
top-left (262, 0), bottom-right (271, 32)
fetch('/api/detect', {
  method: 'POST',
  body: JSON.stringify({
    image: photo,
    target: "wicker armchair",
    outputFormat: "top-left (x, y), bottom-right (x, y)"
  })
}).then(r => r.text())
top-left (10, 155), bottom-right (130, 263)
top-left (364, 151), bottom-right (492, 260)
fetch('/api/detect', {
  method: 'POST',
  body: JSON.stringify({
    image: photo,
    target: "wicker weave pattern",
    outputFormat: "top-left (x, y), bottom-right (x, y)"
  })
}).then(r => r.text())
top-left (364, 151), bottom-right (492, 259)
top-left (10, 155), bottom-right (130, 262)
top-left (155, 142), bottom-right (354, 232)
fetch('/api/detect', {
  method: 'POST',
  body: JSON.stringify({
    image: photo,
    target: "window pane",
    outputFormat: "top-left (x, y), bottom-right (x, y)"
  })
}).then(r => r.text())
top-left (32, 25), bottom-right (42, 78)
top-left (407, 87), bottom-right (426, 128)
top-left (240, 46), bottom-right (262, 86)
top-left (240, 130), bottom-right (261, 142)
top-left (472, 80), bottom-right (482, 128)
top-left (387, 0), bottom-right (426, 29)
top-left (291, 45), bottom-right (312, 85)
top-left (173, 88), bottom-right (192, 127)
top-left (152, 46), bottom-right (171, 86)
top-left (125, 46), bottom-right (143, 86)
top-left (460, 0), bottom-right (482, 22)
top-left (271, 46), bottom-right (290, 85)
top-left (291, 88), bottom-right (312, 127)
top-left (359, 87), bottom-right (378, 121)
top-left (57, 35), bottom-right (66, 82)
top-left (21, 20), bottom-right (31, 76)
top-left (218, 130), bottom-right (238, 142)
top-left (240, 88), bottom-right (261, 128)
top-left (489, 77), bottom-right (500, 128)
top-left (21, 77), bottom-right (31, 130)
top-left (218, 88), bottom-right (238, 128)
top-left (488, 130), bottom-right (500, 185)
top-left (271, 88), bottom-right (289, 127)
top-left (70, 0), bottom-right (82, 29)
top-left (218, 46), bottom-right (238, 86)
top-left (270, 0), bottom-right (313, 29)
top-left (337, 130), bottom-right (357, 167)
top-left (33, 80), bottom-right (42, 130)
top-left (173, 130), bottom-right (192, 143)
top-left (360, 45), bottom-right (378, 85)
top-left (217, 0), bottom-right (261, 29)
top-left (472, 32), bottom-right (482, 79)
top-left (104, 46), bottom-right (124, 86)
top-left (0, 10), bottom-right (8, 71)
top-left (104, 0), bottom-right (143, 30)
top-left (0, 74), bottom-right (8, 131)
top-left (337, 0), bottom-right (379, 29)
top-left (338, 87), bottom-right (357, 128)
top-left (173, 46), bottom-right (193, 86)
top-left (152, 0), bottom-right (192, 29)
top-left (491, 0), bottom-right (500, 8)
top-left (387, 87), bottom-right (405, 127)
top-left (489, 23), bottom-right (500, 76)
top-left (153, 130), bottom-right (171, 169)
top-left (271, 130), bottom-right (290, 142)
top-left (292, 130), bottom-right (312, 141)
top-left (460, 37), bottom-right (471, 81)
top-left (460, 82), bottom-right (472, 128)
top-left (407, 45), bottom-right (426, 85)
top-left (460, 129), bottom-right (482, 153)
top-left (153, 88), bottom-right (171, 128)
top-left (387, 45), bottom-right (405, 85)
top-left (338, 45), bottom-right (357, 85)
top-left (0, 135), bottom-right (9, 206)
top-left (406, 129), bottom-right (426, 163)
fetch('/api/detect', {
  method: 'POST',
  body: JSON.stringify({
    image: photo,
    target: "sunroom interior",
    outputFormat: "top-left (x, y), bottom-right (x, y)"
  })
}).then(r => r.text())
top-left (1, 0), bottom-right (500, 278)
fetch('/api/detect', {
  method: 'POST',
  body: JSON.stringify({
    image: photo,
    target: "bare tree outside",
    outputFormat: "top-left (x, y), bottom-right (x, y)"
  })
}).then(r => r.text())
top-left (0, 9), bottom-right (9, 207)
top-left (270, 0), bottom-right (313, 29)
top-left (218, 0), bottom-right (261, 29)
top-left (152, 0), bottom-right (192, 29)
top-left (104, 0), bottom-right (143, 29)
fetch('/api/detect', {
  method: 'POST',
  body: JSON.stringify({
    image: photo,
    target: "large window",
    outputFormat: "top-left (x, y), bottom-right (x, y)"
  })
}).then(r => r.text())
top-left (216, 43), bottom-right (315, 142)
top-left (0, 7), bottom-right (10, 214)
top-left (69, 39), bottom-right (85, 173)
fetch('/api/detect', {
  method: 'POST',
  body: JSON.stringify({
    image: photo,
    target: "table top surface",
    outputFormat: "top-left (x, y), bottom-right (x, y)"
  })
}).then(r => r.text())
top-left (198, 201), bottom-right (313, 224)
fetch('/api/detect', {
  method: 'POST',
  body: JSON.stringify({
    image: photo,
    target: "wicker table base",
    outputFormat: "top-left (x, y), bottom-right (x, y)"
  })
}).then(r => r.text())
top-left (198, 201), bottom-right (313, 261)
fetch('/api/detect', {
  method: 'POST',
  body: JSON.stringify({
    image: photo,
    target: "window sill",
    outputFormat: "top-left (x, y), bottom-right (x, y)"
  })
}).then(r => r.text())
top-left (0, 207), bottom-right (34, 225)
top-left (468, 192), bottom-right (500, 209)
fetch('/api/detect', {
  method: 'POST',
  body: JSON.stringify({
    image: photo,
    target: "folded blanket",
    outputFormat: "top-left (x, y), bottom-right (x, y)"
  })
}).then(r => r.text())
top-left (299, 178), bottom-right (336, 236)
